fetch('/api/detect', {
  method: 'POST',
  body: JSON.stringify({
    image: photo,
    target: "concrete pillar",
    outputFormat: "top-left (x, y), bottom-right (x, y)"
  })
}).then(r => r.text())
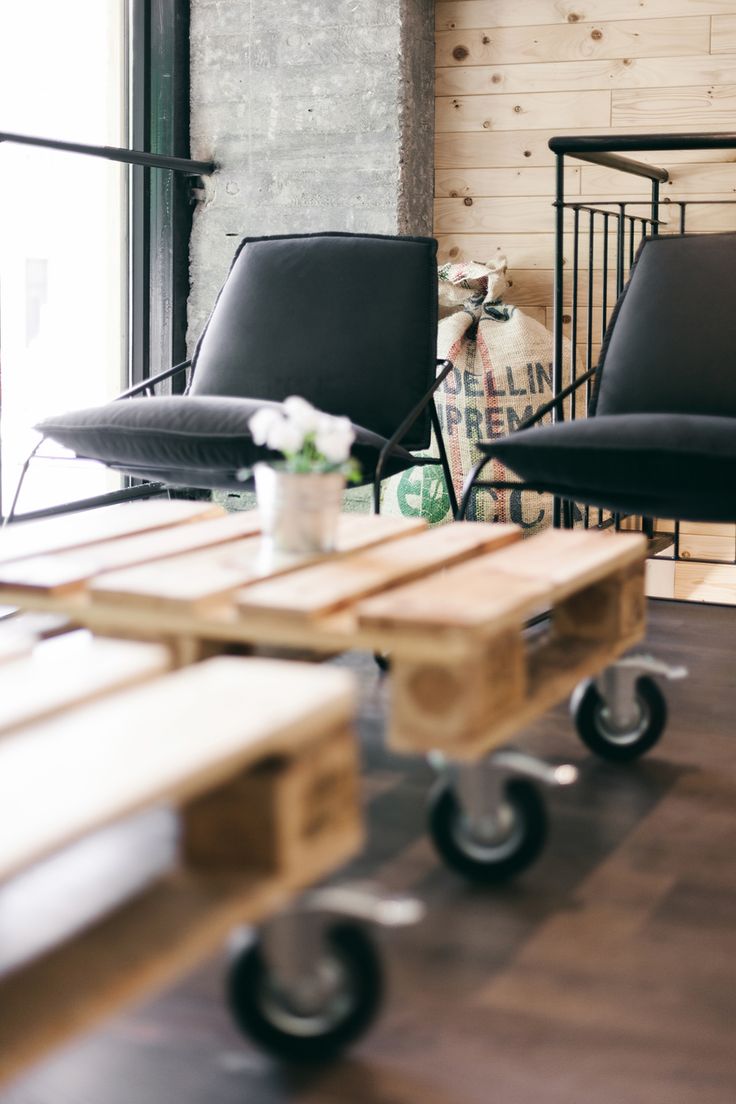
top-left (188, 0), bottom-right (434, 343)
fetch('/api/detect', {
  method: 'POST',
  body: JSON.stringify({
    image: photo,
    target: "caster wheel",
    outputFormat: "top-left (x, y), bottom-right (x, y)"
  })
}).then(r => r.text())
top-left (374, 652), bottom-right (392, 673)
top-left (427, 778), bottom-right (547, 884)
top-left (572, 676), bottom-right (666, 762)
top-left (227, 923), bottom-right (383, 1063)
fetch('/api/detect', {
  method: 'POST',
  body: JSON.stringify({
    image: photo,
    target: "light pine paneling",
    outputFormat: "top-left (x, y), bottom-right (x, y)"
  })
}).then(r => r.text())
top-left (435, 18), bottom-right (711, 67)
top-left (711, 13), bottom-right (736, 50)
top-left (612, 84), bottom-right (736, 127)
top-left (435, 167), bottom-right (580, 197)
top-left (434, 1), bottom-right (736, 600)
top-left (436, 55), bottom-right (736, 97)
top-left (436, 2), bottom-right (736, 32)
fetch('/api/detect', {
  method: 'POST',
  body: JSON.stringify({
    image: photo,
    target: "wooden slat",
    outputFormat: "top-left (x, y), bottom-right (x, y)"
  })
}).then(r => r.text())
top-left (711, 13), bottom-right (736, 52)
top-left (435, 166), bottom-right (577, 198)
top-left (0, 510), bottom-right (263, 597)
top-left (436, 54), bottom-right (736, 97)
top-left (86, 513), bottom-right (426, 613)
top-left (0, 500), bottom-right (224, 565)
top-left (357, 552), bottom-right (550, 637)
top-left (0, 634), bottom-right (173, 737)
top-left (436, 17), bottom-right (710, 68)
top-left (612, 85), bottom-right (736, 128)
top-left (237, 523), bottom-right (522, 621)
top-left (658, 197), bottom-right (736, 232)
top-left (435, 125), bottom-right (736, 170)
top-left (673, 560), bottom-right (736, 603)
top-left (0, 635), bottom-right (34, 666)
top-left (436, 90), bottom-right (611, 133)
top-left (434, 196), bottom-right (672, 236)
top-left (645, 556), bottom-right (676, 599)
top-left (435, 195), bottom-right (558, 234)
top-left (478, 529), bottom-right (647, 602)
top-left (0, 611), bottom-right (74, 640)
top-left (0, 656), bottom-right (354, 883)
top-left (437, 232), bottom-right (555, 267)
top-left (581, 161), bottom-right (736, 195)
top-left (436, 1), bottom-right (736, 31)
top-left (678, 532), bottom-right (736, 563)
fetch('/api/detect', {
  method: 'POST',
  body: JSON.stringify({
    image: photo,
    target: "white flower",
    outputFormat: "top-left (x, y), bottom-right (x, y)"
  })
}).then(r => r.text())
top-left (315, 414), bottom-right (355, 464)
top-left (282, 395), bottom-right (322, 433)
top-left (249, 407), bottom-right (282, 446)
top-left (267, 417), bottom-right (305, 455)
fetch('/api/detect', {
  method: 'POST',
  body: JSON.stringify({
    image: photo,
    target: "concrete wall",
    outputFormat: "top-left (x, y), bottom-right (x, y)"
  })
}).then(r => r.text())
top-left (188, 0), bottom-right (434, 344)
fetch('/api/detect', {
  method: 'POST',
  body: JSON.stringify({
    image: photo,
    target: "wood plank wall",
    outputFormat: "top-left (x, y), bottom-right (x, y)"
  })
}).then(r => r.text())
top-left (434, 2), bottom-right (736, 599)
top-left (435, 0), bottom-right (736, 347)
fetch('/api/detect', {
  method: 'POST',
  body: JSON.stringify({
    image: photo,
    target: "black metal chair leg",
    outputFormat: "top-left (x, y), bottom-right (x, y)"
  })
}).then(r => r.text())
top-left (372, 473), bottom-right (382, 515)
top-left (457, 456), bottom-right (494, 521)
top-left (429, 400), bottom-right (458, 519)
top-left (3, 440), bottom-right (42, 526)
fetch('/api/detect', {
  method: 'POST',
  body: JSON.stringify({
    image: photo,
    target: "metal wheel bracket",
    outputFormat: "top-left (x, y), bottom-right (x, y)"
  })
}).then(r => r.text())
top-left (444, 753), bottom-right (576, 845)
top-left (594, 654), bottom-right (687, 734)
top-left (248, 885), bottom-right (423, 1016)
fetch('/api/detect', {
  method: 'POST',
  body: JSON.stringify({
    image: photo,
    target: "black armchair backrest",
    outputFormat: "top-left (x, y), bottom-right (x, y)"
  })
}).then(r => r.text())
top-left (593, 231), bottom-right (736, 419)
top-left (189, 231), bottom-right (438, 450)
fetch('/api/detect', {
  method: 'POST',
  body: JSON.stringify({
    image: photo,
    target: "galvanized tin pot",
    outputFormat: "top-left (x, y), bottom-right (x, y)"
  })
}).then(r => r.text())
top-left (254, 463), bottom-right (345, 554)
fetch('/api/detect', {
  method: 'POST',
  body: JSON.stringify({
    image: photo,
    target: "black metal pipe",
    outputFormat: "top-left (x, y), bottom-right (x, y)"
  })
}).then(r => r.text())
top-left (0, 129), bottom-right (215, 175)
top-left (586, 209), bottom-right (595, 412)
top-left (549, 131), bottom-right (736, 155)
top-left (570, 206), bottom-right (580, 421)
top-left (616, 205), bottom-right (625, 296)
top-left (651, 179), bottom-right (661, 236)
top-left (601, 212), bottom-right (609, 342)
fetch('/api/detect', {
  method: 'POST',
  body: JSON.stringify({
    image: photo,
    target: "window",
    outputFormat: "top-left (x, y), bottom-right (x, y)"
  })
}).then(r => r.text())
top-left (0, 0), bottom-right (192, 518)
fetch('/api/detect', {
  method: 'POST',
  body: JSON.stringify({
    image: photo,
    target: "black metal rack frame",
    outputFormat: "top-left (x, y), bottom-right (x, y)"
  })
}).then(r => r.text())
top-left (549, 131), bottom-right (736, 566)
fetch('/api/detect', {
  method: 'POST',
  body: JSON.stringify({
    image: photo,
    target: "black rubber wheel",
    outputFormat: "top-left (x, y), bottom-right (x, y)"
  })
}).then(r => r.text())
top-left (572, 676), bottom-right (667, 762)
top-left (227, 923), bottom-right (383, 1063)
top-left (427, 778), bottom-right (547, 884)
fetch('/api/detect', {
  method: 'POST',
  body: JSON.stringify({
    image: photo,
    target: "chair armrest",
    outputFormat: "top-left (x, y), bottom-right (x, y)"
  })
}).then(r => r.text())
top-left (116, 359), bottom-right (192, 400)
top-left (515, 365), bottom-right (599, 432)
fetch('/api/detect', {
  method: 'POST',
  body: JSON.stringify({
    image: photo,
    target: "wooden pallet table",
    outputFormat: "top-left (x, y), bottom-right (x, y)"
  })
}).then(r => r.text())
top-left (0, 637), bottom-right (361, 1085)
top-left (0, 501), bottom-right (648, 762)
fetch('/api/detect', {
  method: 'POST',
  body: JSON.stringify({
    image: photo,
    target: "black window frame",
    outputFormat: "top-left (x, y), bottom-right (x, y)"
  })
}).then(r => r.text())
top-left (130, 0), bottom-right (193, 391)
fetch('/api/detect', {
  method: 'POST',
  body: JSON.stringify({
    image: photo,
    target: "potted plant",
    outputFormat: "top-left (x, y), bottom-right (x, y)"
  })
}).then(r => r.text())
top-left (248, 396), bottom-right (360, 553)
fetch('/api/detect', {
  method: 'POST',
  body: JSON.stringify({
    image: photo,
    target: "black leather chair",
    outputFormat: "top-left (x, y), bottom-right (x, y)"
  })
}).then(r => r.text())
top-left (32, 232), bottom-right (457, 516)
top-left (459, 231), bottom-right (736, 524)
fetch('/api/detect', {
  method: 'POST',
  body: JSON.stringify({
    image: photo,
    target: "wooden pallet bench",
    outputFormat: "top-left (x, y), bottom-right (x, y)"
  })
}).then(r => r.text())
top-left (0, 647), bottom-right (359, 1086)
top-left (0, 501), bottom-right (647, 762)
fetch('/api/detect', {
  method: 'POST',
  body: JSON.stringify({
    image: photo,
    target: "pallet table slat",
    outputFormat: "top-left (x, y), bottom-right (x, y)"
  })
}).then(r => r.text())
top-left (85, 513), bottom-right (427, 613)
top-left (357, 551), bottom-right (551, 639)
top-left (0, 657), bottom-right (355, 883)
top-left (0, 634), bottom-right (34, 666)
top-left (0, 634), bottom-right (173, 737)
top-left (482, 528), bottom-right (647, 600)
top-left (237, 522), bottom-right (522, 621)
top-left (0, 510), bottom-right (264, 596)
top-left (0, 500), bottom-right (224, 566)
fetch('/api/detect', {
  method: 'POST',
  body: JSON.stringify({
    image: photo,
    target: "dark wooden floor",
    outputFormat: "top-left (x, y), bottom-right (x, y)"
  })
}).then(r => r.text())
top-left (3, 600), bottom-right (735, 1104)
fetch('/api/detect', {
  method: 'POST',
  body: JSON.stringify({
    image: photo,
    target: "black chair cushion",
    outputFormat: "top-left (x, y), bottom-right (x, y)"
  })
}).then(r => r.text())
top-left (35, 397), bottom-right (417, 492)
top-left (480, 413), bottom-right (736, 522)
top-left (593, 232), bottom-right (736, 419)
top-left (189, 232), bottom-right (438, 451)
